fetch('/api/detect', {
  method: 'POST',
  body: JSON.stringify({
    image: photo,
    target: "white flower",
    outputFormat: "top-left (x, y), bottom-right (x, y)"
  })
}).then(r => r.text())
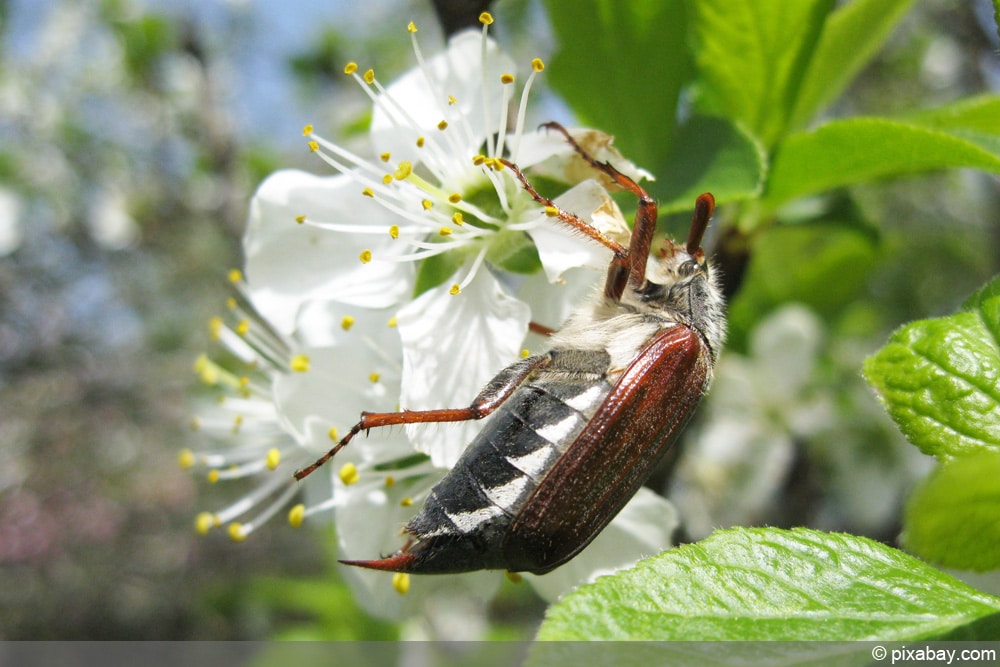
top-left (187, 14), bottom-right (676, 621)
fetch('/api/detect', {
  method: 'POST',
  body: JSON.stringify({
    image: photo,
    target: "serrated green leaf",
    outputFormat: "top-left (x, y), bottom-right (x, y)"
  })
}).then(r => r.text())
top-left (904, 452), bottom-right (1000, 572)
top-left (691, 0), bottom-right (834, 148)
top-left (535, 527), bottom-right (1000, 641)
top-left (789, 0), bottom-right (917, 129)
top-left (766, 117), bottom-right (1000, 205)
top-left (655, 115), bottom-right (767, 212)
top-left (863, 275), bottom-right (1000, 459)
top-left (543, 0), bottom-right (691, 169)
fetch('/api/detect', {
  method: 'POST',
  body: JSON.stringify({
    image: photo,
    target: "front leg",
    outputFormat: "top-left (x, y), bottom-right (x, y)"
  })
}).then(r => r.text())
top-left (294, 353), bottom-right (552, 480)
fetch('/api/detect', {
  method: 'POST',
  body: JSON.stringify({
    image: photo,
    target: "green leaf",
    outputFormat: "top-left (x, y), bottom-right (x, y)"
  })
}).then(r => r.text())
top-left (863, 275), bottom-right (1000, 460)
top-left (412, 251), bottom-right (463, 297)
top-left (543, 0), bottom-right (691, 169)
top-left (789, 0), bottom-right (917, 129)
top-left (654, 115), bottom-right (767, 212)
top-left (484, 229), bottom-right (542, 275)
top-left (766, 116), bottom-right (1000, 205)
top-left (691, 0), bottom-right (834, 148)
top-left (904, 452), bottom-right (1000, 572)
top-left (535, 527), bottom-right (1000, 641)
top-left (726, 217), bottom-right (878, 350)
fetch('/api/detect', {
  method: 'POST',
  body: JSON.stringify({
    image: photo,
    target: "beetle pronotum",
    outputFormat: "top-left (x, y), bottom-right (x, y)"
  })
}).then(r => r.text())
top-left (295, 122), bottom-right (725, 574)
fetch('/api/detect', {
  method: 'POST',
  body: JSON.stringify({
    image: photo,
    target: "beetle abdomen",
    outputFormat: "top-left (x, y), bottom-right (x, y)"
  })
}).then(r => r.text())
top-left (349, 350), bottom-right (615, 574)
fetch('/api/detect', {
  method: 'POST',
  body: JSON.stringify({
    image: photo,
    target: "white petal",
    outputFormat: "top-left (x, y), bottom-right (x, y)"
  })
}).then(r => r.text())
top-left (527, 180), bottom-right (617, 282)
top-left (243, 169), bottom-right (413, 333)
top-left (370, 31), bottom-right (515, 168)
top-left (396, 269), bottom-right (531, 467)
top-left (524, 488), bottom-right (678, 603)
top-left (271, 310), bottom-right (402, 448)
top-left (516, 267), bottom-right (602, 351)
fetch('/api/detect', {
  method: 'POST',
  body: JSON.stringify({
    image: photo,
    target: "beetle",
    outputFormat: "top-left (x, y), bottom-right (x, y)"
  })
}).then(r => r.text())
top-left (294, 122), bottom-right (725, 574)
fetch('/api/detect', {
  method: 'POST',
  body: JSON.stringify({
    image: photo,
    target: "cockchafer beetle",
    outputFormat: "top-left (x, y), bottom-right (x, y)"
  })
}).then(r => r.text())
top-left (294, 122), bottom-right (725, 575)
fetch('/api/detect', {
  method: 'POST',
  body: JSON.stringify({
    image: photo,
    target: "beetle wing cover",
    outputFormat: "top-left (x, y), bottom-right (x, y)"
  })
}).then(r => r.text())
top-left (503, 324), bottom-right (711, 573)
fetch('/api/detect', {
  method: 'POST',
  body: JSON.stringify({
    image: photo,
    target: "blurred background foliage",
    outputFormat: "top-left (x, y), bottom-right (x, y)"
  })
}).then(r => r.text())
top-left (0, 0), bottom-right (997, 641)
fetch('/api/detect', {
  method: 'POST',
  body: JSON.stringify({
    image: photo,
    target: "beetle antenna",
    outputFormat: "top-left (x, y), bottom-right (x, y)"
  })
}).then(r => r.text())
top-left (686, 193), bottom-right (715, 255)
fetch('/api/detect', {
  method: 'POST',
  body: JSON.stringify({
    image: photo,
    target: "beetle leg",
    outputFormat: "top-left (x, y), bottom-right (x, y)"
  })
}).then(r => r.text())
top-left (528, 321), bottom-right (556, 337)
top-left (498, 157), bottom-right (627, 255)
top-left (498, 156), bottom-right (632, 303)
top-left (539, 121), bottom-right (657, 291)
top-left (294, 353), bottom-right (553, 481)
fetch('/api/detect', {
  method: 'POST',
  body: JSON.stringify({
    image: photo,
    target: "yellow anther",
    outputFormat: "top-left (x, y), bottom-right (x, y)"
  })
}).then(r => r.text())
top-left (295, 215), bottom-right (306, 224)
top-left (369, 372), bottom-right (381, 383)
top-left (407, 21), bottom-right (417, 33)
top-left (178, 449), bottom-right (195, 469)
top-left (380, 152), bottom-right (391, 162)
top-left (382, 174), bottom-right (393, 185)
top-left (422, 199), bottom-right (433, 210)
top-left (195, 512), bottom-right (218, 535)
top-left (448, 193), bottom-right (462, 203)
top-left (400, 496), bottom-right (413, 507)
top-left (449, 284), bottom-right (461, 295)
top-left (384, 476), bottom-right (396, 487)
top-left (344, 62), bottom-right (358, 75)
top-left (531, 58), bottom-right (545, 72)
top-left (362, 187), bottom-right (375, 198)
top-left (387, 316), bottom-right (398, 328)
top-left (437, 120), bottom-right (448, 130)
top-left (231, 414), bottom-right (243, 434)
top-left (328, 426), bottom-right (339, 441)
top-left (363, 69), bottom-right (375, 84)
top-left (235, 319), bottom-right (249, 337)
top-left (308, 140), bottom-right (319, 152)
top-left (394, 161), bottom-right (413, 180)
top-left (416, 136), bottom-right (425, 148)
top-left (225, 297), bottom-right (237, 310)
top-left (521, 349), bottom-right (530, 358)
top-left (479, 12), bottom-right (494, 25)
top-left (208, 316), bottom-right (222, 340)
top-left (207, 469), bottom-right (220, 484)
top-left (500, 73), bottom-right (515, 84)
top-left (452, 212), bottom-right (464, 225)
top-left (290, 354), bottom-right (311, 372)
top-left (194, 355), bottom-right (219, 385)
top-left (505, 571), bottom-right (524, 584)
top-left (544, 205), bottom-right (559, 217)
top-left (448, 95), bottom-right (457, 105)
top-left (439, 227), bottom-right (451, 236)
top-left (389, 225), bottom-right (399, 239)
top-left (266, 448), bottom-right (281, 471)
top-left (339, 462), bottom-right (360, 486)
top-left (228, 523), bottom-right (247, 543)
top-left (360, 249), bottom-right (373, 264)
top-left (288, 504), bottom-right (305, 528)
top-left (227, 268), bottom-right (243, 284)
top-left (393, 572), bottom-right (411, 595)
top-left (341, 315), bottom-right (355, 331)
top-left (472, 154), bottom-right (486, 166)
top-left (302, 124), bottom-right (314, 136)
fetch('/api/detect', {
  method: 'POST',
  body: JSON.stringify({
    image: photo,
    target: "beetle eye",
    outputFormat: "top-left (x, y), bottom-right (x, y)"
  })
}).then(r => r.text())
top-left (678, 260), bottom-right (700, 278)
